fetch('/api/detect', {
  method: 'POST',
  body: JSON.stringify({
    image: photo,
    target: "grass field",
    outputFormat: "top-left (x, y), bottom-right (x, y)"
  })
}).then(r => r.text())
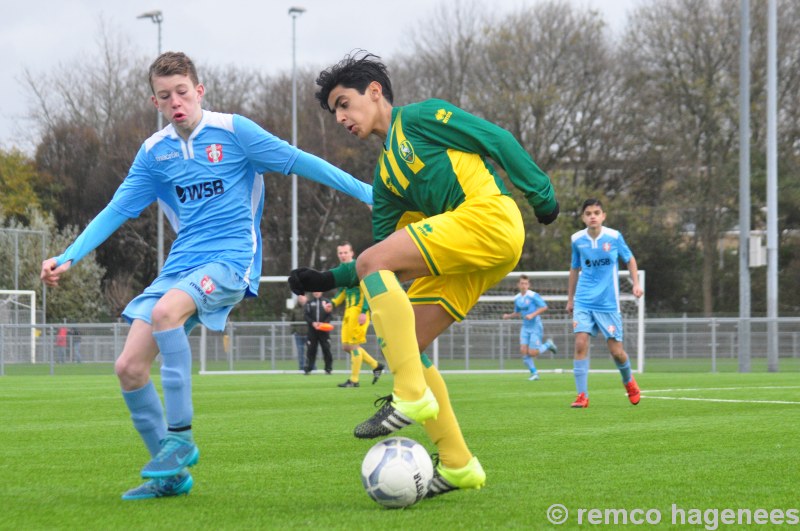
top-left (6, 356), bottom-right (800, 376)
top-left (1, 371), bottom-right (798, 530)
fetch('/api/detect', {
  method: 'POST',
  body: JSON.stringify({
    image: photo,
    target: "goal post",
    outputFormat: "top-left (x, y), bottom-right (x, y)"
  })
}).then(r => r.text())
top-left (0, 290), bottom-right (37, 365)
top-left (468, 271), bottom-right (645, 373)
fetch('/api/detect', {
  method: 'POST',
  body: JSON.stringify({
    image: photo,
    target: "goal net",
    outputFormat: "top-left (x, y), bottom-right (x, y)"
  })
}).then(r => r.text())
top-left (466, 271), bottom-right (645, 372)
top-left (0, 290), bottom-right (37, 367)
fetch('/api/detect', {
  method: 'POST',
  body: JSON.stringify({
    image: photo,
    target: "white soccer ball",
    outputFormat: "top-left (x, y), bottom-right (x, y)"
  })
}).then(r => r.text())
top-left (360, 437), bottom-right (434, 509)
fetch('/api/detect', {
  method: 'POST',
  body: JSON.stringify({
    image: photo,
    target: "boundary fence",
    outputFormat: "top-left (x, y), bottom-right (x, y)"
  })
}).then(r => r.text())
top-left (1, 317), bottom-right (799, 375)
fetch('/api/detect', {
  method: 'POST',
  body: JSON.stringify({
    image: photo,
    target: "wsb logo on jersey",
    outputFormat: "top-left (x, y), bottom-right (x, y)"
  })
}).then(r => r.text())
top-left (175, 180), bottom-right (225, 204)
top-left (584, 257), bottom-right (612, 268)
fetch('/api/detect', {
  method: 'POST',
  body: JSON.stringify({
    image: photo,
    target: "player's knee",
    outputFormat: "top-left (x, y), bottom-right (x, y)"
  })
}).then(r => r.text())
top-left (575, 334), bottom-right (589, 349)
top-left (355, 251), bottom-right (378, 279)
top-left (114, 355), bottom-right (150, 388)
top-left (150, 302), bottom-right (180, 330)
top-left (610, 345), bottom-right (627, 363)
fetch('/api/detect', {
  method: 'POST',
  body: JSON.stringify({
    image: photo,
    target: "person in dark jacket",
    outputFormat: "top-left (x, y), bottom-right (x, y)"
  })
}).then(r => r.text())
top-left (304, 291), bottom-right (333, 374)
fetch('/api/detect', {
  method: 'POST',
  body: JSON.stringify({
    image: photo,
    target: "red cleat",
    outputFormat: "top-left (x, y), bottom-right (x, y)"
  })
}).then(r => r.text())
top-left (571, 393), bottom-right (589, 408)
top-left (625, 377), bottom-right (641, 405)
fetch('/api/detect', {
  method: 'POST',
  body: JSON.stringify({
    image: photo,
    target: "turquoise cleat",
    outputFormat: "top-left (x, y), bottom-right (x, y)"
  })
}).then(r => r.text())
top-left (122, 469), bottom-right (193, 500)
top-left (141, 433), bottom-right (199, 478)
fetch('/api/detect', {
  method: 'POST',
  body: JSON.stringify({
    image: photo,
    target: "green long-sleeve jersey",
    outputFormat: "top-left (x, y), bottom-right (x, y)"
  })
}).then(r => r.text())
top-left (372, 98), bottom-right (556, 242)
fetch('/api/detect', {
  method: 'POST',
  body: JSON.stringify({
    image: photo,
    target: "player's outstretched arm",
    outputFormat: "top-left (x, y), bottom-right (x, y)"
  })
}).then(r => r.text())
top-left (41, 205), bottom-right (129, 288)
top-left (290, 152), bottom-right (373, 206)
top-left (288, 260), bottom-right (361, 295)
top-left (288, 268), bottom-right (333, 295)
top-left (536, 201), bottom-right (559, 225)
top-left (40, 258), bottom-right (71, 288)
top-left (416, 101), bottom-right (557, 222)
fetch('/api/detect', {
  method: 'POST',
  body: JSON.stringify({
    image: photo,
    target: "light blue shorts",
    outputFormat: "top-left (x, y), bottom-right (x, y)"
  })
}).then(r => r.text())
top-left (123, 262), bottom-right (248, 333)
top-left (520, 326), bottom-right (544, 350)
top-left (573, 309), bottom-right (624, 342)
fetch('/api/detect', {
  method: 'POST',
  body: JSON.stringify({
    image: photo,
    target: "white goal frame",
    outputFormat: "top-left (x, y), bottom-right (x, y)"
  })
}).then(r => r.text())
top-left (464, 270), bottom-right (645, 373)
top-left (0, 289), bottom-right (37, 363)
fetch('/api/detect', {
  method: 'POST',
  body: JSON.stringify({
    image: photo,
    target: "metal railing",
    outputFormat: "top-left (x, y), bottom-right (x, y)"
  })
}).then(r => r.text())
top-left (2, 317), bottom-right (799, 375)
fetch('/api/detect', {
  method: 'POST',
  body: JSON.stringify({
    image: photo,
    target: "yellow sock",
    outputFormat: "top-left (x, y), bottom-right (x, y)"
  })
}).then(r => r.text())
top-left (360, 348), bottom-right (378, 369)
top-left (360, 271), bottom-right (425, 400)
top-left (349, 349), bottom-right (363, 383)
top-left (420, 353), bottom-right (472, 469)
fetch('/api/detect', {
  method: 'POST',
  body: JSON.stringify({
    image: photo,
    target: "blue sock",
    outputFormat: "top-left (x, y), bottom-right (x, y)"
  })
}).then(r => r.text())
top-left (153, 327), bottom-right (193, 432)
top-left (544, 339), bottom-right (554, 351)
top-left (122, 380), bottom-right (166, 458)
top-left (523, 355), bottom-right (537, 373)
top-left (573, 359), bottom-right (589, 396)
top-left (615, 358), bottom-right (632, 384)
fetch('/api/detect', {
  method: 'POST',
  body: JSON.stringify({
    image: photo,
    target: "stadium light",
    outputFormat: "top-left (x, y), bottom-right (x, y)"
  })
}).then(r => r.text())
top-left (137, 10), bottom-right (165, 273)
top-left (289, 6), bottom-right (305, 274)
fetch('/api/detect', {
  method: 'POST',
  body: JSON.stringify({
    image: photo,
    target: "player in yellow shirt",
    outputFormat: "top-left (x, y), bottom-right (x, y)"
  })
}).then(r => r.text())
top-left (332, 242), bottom-right (385, 387)
top-left (290, 52), bottom-right (558, 498)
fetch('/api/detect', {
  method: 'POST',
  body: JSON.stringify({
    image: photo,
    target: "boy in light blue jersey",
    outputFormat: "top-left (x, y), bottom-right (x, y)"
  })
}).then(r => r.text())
top-left (502, 275), bottom-right (556, 380)
top-left (566, 199), bottom-right (643, 408)
top-left (40, 52), bottom-right (372, 500)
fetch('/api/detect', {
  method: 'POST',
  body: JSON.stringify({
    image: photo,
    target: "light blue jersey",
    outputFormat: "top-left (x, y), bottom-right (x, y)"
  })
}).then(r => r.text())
top-left (570, 227), bottom-right (633, 312)
top-left (514, 290), bottom-right (547, 331)
top-left (62, 111), bottom-right (372, 297)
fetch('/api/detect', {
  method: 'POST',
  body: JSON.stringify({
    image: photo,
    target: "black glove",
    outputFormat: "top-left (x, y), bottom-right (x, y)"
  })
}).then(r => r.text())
top-left (288, 267), bottom-right (335, 295)
top-left (536, 201), bottom-right (559, 225)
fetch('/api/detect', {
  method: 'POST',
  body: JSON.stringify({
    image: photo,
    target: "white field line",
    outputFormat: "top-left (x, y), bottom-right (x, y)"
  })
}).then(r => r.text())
top-left (641, 385), bottom-right (800, 405)
top-left (641, 396), bottom-right (800, 405)
top-left (642, 386), bottom-right (800, 393)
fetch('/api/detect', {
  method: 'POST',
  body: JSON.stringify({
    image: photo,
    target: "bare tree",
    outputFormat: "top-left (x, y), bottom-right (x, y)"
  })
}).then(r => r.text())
top-left (393, 0), bottom-right (488, 107)
top-left (23, 18), bottom-right (159, 307)
top-left (472, 1), bottom-right (616, 173)
top-left (620, 0), bottom-right (741, 315)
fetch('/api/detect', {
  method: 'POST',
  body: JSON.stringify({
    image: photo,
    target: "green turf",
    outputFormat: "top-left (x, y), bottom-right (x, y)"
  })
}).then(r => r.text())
top-left (1, 372), bottom-right (798, 530)
top-left (7, 355), bottom-right (800, 376)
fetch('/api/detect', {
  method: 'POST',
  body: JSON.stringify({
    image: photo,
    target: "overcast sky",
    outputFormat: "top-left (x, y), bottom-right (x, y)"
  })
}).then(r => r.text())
top-left (0, 0), bottom-right (639, 153)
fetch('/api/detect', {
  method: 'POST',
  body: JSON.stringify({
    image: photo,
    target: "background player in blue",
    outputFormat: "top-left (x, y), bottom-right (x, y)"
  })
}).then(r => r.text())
top-left (502, 274), bottom-right (557, 380)
top-left (39, 52), bottom-right (372, 500)
top-left (566, 199), bottom-right (643, 408)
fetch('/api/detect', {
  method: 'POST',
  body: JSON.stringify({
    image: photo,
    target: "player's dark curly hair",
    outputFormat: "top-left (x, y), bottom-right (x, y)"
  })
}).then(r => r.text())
top-left (581, 198), bottom-right (604, 214)
top-left (315, 50), bottom-right (394, 112)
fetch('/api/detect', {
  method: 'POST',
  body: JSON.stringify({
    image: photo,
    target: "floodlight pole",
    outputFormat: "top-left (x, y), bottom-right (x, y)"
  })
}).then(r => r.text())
top-left (138, 10), bottom-right (165, 273)
top-left (766, 0), bottom-right (779, 371)
top-left (289, 6), bottom-right (306, 273)
top-left (738, 0), bottom-right (751, 372)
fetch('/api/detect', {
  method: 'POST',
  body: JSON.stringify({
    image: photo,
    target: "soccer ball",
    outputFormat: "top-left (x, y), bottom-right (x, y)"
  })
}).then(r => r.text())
top-left (360, 437), bottom-right (434, 509)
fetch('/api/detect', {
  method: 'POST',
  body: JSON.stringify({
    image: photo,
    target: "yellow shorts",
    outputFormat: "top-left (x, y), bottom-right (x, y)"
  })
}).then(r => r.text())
top-left (403, 194), bottom-right (525, 321)
top-left (341, 306), bottom-right (370, 345)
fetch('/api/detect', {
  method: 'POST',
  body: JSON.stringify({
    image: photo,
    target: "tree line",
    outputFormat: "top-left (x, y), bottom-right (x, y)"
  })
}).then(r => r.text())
top-left (1, 0), bottom-right (798, 322)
